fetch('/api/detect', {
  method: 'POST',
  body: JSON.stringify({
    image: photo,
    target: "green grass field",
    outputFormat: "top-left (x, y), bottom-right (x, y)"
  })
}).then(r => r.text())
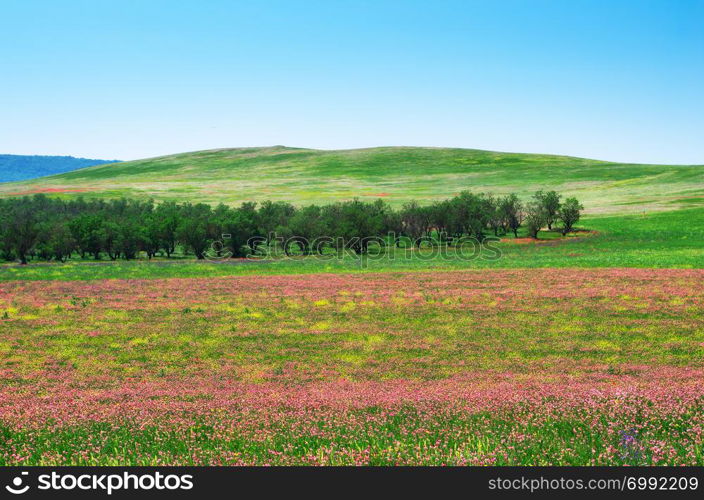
top-left (1, 146), bottom-right (702, 214)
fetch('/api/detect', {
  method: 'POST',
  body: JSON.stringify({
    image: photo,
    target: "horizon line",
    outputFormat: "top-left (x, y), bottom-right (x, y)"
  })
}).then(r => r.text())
top-left (3, 145), bottom-right (703, 167)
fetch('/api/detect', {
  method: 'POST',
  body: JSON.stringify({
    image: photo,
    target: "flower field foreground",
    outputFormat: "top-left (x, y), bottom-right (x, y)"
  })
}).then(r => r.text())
top-left (0, 269), bottom-right (702, 465)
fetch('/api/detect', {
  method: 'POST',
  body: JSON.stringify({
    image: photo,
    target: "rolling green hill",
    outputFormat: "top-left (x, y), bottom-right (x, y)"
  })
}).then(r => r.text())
top-left (0, 146), bottom-right (701, 214)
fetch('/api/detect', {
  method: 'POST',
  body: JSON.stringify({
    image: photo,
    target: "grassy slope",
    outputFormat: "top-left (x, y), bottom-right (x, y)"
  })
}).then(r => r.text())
top-left (0, 146), bottom-right (702, 214)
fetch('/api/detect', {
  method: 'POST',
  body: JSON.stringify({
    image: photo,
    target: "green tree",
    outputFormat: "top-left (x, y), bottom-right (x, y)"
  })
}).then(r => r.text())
top-left (534, 190), bottom-right (561, 230)
top-left (2, 199), bottom-right (40, 264)
top-left (116, 219), bottom-right (147, 259)
top-left (524, 200), bottom-right (547, 239)
top-left (257, 201), bottom-right (295, 244)
top-left (152, 201), bottom-right (180, 257)
top-left (499, 194), bottom-right (523, 238)
top-left (176, 203), bottom-right (213, 259)
top-left (428, 200), bottom-right (452, 242)
top-left (484, 194), bottom-right (504, 236)
top-left (401, 201), bottom-right (431, 247)
top-left (287, 205), bottom-right (326, 255)
top-left (69, 214), bottom-right (104, 259)
top-left (558, 197), bottom-right (584, 235)
top-left (36, 221), bottom-right (75, 262)
top-left (324, 199), bottom-right (386, 254)
top-left (450, 192), bottom-right (490, 241)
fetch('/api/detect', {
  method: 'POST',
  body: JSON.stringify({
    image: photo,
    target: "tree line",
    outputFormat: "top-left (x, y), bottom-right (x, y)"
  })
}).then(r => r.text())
top-left (0, 190), bottom-right (583, 264)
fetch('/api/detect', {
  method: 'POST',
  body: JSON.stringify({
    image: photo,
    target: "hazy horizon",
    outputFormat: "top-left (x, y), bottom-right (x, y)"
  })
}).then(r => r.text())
top-left (8, 144), bottom-right (704, 168)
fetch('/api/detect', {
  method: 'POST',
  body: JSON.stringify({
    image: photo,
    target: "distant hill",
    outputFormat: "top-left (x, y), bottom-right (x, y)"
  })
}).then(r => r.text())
top-left (0, 146), bottom-right (700, 214)
top-left (0, 155), bottom-right (119, 183)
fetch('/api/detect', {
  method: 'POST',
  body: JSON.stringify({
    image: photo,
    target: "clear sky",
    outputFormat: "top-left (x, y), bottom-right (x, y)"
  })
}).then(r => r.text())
top-left (1, 0), bottom-right (702, 163)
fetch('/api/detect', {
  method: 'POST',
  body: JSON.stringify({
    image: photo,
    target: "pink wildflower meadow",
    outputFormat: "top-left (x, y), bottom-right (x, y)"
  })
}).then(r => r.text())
top-left (0, 269), bottom-right (702, 465)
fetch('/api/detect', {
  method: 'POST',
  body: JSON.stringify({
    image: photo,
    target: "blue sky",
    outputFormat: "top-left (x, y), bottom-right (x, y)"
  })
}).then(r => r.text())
top-left (1, 0), bottom-right (702, 163)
